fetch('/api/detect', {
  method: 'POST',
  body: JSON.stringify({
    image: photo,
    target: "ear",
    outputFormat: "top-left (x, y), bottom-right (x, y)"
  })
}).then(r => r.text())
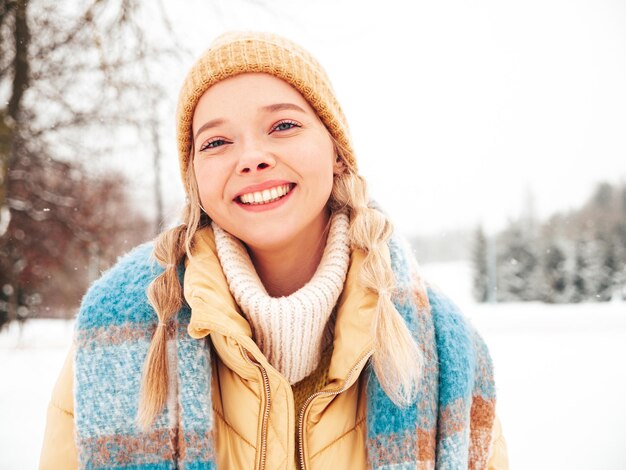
top-left (333, 155), bottom-right (346, 175)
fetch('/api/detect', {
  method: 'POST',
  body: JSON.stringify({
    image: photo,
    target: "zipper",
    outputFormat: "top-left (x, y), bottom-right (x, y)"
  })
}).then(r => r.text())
top-left (240, 345), bottom-right (271, 470)
top-left (297, 349), bottom-right (374, 470)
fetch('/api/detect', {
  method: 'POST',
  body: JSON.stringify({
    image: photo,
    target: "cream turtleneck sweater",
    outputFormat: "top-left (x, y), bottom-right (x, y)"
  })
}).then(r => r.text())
top-left (212, 212), bottom-right (350, 384)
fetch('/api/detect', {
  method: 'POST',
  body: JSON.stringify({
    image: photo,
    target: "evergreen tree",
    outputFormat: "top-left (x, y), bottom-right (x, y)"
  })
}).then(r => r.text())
top-left (542, 240), bottom-right (569, 303)
top-left (496, 222), bottom-right (542, 302)
top-left (615, 190), bottom-right (626, 298)
top-left (598, 233), bottom-right (618, 301)
top-left (572, 239), bottom-right (589, 302)
top-left (492, 180), bottom-right (626, 303)
top-left (572, 237), bottom-right (607, 302)
top-left (472, 226), bottom-right (488, 302)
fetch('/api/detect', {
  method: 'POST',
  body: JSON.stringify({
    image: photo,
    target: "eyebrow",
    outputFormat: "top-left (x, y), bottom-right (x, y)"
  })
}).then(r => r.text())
top-left (194, 118), bottom-right (226, 141)
top-left (260, 102), bottom-right (307, 114)
top-left (193, 103), bottom-right (306, 141)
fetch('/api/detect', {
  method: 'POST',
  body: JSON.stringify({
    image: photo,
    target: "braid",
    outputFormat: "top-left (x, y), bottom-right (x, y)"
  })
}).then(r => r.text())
top-left (137, 158), bottom-right (207, 429)
top-left (137, 223), bottom-right (187, 429)
top-left (331, 150), bottom-right (422, 407)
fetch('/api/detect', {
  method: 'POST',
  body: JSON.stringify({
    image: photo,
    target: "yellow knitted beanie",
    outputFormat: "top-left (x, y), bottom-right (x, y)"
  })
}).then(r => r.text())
top-left (176, 31), bottom-right (356, 184)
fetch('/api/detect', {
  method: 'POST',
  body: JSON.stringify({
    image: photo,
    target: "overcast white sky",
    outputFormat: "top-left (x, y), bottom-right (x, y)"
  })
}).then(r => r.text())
top-left (139, 0), bottom-right (626, 236)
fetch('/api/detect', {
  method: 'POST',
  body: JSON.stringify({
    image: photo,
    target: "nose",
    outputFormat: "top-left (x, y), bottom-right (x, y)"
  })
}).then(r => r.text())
top-left (235, 140), bottom-right (276, 175)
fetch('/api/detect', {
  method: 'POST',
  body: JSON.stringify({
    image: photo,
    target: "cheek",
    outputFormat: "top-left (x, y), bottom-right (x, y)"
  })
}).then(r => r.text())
top-left (193, 161), bottom-right (223, 206)
top-left (305, 146), bottom-right (335, 191)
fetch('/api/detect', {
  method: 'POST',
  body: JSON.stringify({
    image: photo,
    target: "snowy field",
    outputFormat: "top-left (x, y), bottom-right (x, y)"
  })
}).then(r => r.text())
top-left (1, 262), bottom-right (625, 469)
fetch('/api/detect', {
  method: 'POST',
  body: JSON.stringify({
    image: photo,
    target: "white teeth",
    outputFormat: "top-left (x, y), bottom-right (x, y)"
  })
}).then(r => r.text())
top-left (238, 184), bottom-right (293, 205)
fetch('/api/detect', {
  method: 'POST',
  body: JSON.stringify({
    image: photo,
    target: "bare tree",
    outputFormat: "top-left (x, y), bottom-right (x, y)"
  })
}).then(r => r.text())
top-left (0, 0), bottom-right (183, 327)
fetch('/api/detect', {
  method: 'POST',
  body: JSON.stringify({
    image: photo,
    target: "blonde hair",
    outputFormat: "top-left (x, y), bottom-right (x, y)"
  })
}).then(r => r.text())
top-left (329, 137), bottom-right (423, 407)
top-left (137, 141), bottom-right (423, 429)
top-left (136, 162), bottom-right (205, 428)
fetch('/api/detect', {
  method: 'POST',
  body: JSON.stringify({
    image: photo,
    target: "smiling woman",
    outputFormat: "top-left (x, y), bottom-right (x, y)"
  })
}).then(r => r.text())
top-left (192, 73), bottom-right (338, 294)
top-left (39, 31), bottom-right (508, 470)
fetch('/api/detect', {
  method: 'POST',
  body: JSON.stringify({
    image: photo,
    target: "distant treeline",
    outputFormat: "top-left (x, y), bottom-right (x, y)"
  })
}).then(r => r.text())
top-left (473, 181), bottom-right (626, 303)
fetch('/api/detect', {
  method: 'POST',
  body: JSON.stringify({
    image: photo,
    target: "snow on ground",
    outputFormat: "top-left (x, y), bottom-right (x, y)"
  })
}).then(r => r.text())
top-left (0, 319), bottom-right (74, 470)
top-left (1, 261), bottom-right (625, 469)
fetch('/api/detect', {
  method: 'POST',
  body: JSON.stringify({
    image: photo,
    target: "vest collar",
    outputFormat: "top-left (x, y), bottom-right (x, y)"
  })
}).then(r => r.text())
top-left (184, 225), bottom-right (378, 384)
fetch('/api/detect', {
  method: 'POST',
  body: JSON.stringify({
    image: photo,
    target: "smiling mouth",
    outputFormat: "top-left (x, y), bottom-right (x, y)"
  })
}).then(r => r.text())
top-left (237, 183), bottom-right (295, 205)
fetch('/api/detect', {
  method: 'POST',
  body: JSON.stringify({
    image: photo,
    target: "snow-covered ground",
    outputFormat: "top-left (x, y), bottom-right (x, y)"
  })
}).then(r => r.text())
top-left (1, 261), bottom-right (625, 469)
top-left (0, 319), bottom-right (74, 470)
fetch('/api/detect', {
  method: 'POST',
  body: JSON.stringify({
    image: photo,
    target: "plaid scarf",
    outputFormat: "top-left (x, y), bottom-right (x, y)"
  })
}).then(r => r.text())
top-left (74, 235), bottom-right (495, 469)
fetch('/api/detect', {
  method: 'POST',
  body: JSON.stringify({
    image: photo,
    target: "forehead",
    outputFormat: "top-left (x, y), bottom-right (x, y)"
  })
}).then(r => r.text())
top-left (193, 72), bottom-right (314, 121)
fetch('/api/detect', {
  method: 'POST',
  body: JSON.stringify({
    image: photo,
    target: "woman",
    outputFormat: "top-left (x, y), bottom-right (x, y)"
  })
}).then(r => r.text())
top-left (40, 31), bottom-right (508, 469)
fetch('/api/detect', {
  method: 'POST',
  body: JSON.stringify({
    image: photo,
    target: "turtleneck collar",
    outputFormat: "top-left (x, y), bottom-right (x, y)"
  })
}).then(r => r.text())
top-left (211, 212), bottom-right (350, 384)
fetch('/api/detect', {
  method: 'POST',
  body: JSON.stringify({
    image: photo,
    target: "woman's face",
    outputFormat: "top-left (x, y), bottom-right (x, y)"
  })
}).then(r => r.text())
top-left (192, 72), bottom-right (337, 253)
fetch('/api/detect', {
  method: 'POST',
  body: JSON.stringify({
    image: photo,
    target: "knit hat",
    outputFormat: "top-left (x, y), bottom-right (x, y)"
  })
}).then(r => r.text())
top-left (176, 31), bottom-right (356, 185)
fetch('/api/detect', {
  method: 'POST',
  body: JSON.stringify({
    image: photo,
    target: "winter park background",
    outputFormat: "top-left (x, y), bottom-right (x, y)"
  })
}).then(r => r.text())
top-left (2, 1), bottom-right (626, 469)
top-left (2, 263), bottom-right (626, 469)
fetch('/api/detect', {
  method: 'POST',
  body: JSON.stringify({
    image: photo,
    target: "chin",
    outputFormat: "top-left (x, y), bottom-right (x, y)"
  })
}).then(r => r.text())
top-left (236, 227), bottom-right (297, 253)
top-left (213, 205), bottom-right (330, 253)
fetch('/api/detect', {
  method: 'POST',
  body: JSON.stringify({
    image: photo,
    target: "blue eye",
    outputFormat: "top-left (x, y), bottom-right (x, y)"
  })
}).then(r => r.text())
top-left (200, 138), bottom-right (229, 151)
top-left (272, 120), bottom-right (300, 132)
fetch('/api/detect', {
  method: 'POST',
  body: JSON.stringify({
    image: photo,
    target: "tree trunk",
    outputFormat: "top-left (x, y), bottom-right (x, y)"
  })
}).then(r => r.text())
top-left (151, 116), bottom-right (164, 235)
top-left (1, 0), bottom-right (30, 320)
top-left (1, 0), bottom-right (29, 235)
top-left (8, 0), bottom-right (30, 122)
